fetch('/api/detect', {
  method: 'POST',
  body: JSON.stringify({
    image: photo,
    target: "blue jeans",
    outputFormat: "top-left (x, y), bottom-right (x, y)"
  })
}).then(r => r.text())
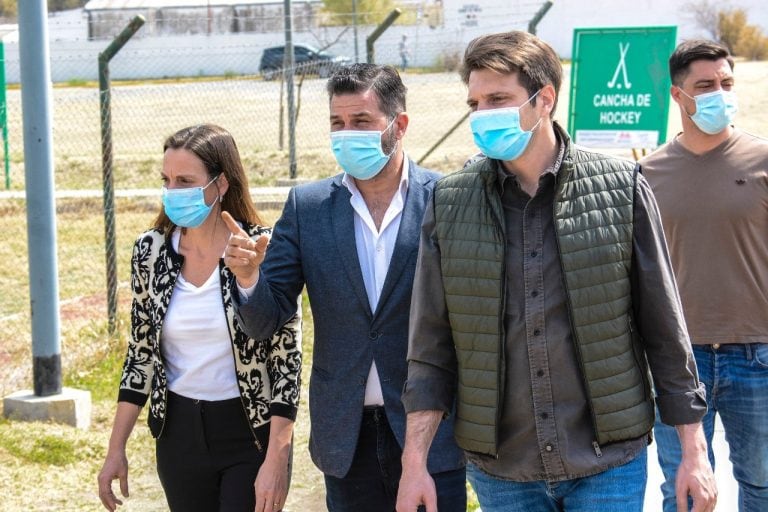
top-left (466, 448), bottom-right (647, 512)
top-left (654, 343), bottom-right (768, 512)
top-left (324, 406), bottom-right (466, 512)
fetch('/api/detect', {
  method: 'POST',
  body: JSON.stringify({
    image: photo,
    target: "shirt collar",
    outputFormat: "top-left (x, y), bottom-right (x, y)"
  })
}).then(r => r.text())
top-left (494, 131), bottom-right (565, 189)
top-left (342, 155), bottom-right (410, 200)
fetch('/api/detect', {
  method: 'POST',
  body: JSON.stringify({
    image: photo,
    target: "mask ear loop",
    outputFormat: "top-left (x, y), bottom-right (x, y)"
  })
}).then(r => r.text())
top-left (675, 87), bottom-right (698, 118)
top-left (208, 173), bottom-right (224, 205)
top-left (523, 88), bottom-right (542, 108)
top-left (381, 115), bottom-right (401, 158)
top-left (521, 89), bottom-right (544, 133)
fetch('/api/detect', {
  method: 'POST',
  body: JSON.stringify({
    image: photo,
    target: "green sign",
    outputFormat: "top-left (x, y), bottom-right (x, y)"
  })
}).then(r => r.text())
top-left (568, 26), bottom-right (677, 148)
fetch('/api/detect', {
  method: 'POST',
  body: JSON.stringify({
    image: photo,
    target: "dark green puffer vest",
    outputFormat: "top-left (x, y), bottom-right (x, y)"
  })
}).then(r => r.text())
top-left (433, 139), bottom-right (654, 455)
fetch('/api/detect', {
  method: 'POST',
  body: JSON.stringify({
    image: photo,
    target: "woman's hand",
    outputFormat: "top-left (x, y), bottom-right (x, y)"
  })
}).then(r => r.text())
top-left (222, 211), bottom-right (270, 289)
top-left (97, 450), bottom-right (130, 511)
top-left (254, 448), bottom-right (290, 512)
top-left (98, 402), bottom-right (141, 511)
top-left (254, 416), bottom-right (294, 512)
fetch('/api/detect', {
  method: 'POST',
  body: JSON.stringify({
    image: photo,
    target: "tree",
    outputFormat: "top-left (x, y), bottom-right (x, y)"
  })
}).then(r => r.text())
top-left (682, 1), bottom-right (768, 61)
top-left (0, 0), bottom-right (18, 18)
top-left (321, 0), bottom-right (397, 26)
top-left (682, 0), bottom-right (723, 41)
top-left (718, 8), bottom-right (747, 54)
top-left (48, 0), bottom-right (88, 12)
top-left (719, 8), bottom-right (768, 60)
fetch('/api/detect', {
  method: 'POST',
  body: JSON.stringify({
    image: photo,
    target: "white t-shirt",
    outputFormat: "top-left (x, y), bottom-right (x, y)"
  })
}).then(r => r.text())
top-left (161, 229), bottom-right (240, 401)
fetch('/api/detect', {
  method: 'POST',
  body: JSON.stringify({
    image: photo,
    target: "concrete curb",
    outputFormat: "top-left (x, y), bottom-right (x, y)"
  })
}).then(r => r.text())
top-left (0, 186), bottom-right (292, 210)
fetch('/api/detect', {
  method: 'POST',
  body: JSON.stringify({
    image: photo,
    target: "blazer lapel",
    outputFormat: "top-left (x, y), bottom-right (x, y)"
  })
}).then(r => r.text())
top-left (373, 165), bottom-right (427, 318)
top-left (331, 180), bottom-right (373, 318)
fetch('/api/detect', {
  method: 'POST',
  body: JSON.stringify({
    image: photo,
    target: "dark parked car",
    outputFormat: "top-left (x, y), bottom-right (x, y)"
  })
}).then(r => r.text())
top-left (259, 44), bottom-right (352, 80)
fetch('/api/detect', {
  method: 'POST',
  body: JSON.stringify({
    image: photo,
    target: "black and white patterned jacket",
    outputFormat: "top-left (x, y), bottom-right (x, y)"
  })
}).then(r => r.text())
top-left (117, 223), bottom-right (302, 441)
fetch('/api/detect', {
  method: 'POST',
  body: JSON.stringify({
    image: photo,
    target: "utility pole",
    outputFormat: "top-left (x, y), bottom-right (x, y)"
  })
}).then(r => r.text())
top-left (4, 0), bottom-right (91, 430)
top-left (18, 0), bottom-right (61, 397)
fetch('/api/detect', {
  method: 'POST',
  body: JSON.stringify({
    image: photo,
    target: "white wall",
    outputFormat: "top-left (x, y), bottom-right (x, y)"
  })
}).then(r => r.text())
top-left (3, 1), bottom-right (767, 83)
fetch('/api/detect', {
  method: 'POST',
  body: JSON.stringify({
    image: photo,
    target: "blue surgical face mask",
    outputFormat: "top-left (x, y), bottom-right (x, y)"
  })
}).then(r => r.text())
top-left (680, 89), bottom-right (738, 135)
top-left (469, 90), bottom-right (542, 161)
top-left (330, 117), bottom-right (397, 180)
top-left (162, 175), bottom-right (219, 228)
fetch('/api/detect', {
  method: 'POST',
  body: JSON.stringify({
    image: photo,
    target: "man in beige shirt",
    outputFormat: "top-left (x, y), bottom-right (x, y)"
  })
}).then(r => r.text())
top-left (641, 39), bottom-right (768, 512)
top-left (396, 30), bottom-right (716, 512)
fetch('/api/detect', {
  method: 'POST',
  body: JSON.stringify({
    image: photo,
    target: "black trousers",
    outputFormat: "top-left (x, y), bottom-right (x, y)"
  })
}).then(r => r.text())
top-left (156, 391), bottom-right (268, 512)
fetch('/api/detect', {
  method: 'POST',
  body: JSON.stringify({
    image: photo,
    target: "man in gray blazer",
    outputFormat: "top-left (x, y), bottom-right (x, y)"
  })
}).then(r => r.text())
top-left (224, 64), bottom-right (465, 512)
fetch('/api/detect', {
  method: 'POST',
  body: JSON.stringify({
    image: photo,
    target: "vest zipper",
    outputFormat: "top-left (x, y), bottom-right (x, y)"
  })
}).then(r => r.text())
top-left (552, 199), bottom-right (602, 450)
top-left (490, 191), bottom-right (506, 459)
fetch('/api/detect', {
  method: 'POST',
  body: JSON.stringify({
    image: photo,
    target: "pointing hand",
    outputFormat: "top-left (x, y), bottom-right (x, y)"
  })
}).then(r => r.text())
top-left (222, 211), bottom-right (270, 289)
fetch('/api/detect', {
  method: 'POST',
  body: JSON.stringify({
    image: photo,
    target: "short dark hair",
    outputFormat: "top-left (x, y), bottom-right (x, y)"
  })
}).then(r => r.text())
top-left (669, 39), bottom-right (735, 86)
top-left (326, 63), bottom-right (406, 119)
top-left (460, 31), bottom-right (562, 117)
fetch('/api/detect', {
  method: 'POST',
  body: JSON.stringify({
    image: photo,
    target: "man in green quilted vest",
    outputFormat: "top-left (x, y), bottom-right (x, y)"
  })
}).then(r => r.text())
top-left (395, 31), bottom-right (717, 512)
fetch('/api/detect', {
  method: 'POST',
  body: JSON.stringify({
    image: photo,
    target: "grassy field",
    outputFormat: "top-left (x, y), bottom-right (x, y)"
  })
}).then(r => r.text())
top-left (1, 61), bottom-right (767, 510)
top-left (1, 72), bottom-right (479, 192)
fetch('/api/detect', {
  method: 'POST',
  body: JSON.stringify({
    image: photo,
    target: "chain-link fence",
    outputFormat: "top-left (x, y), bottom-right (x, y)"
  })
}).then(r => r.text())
top-left (0, 2), bottom-right (553, 398)
top-left (2, 2), bottom-right (552, 190)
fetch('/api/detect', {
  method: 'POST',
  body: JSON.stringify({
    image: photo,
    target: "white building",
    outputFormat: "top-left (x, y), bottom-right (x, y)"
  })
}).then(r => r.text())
top-left (1, 0), bottom-right (766, 83)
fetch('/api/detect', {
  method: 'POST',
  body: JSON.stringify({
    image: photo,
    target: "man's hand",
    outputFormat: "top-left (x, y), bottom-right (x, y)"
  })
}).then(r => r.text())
top-left (396, 410), bottom-right (443, 512)
top-left (676, 423), bottom-right (717, 512)
top-left (396, 463), bottom-right (437, 512)
top-left (222, 211), bottom-right (269, 289)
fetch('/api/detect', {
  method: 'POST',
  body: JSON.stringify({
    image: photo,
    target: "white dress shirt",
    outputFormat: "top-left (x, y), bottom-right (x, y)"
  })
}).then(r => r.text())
top-left (238, 162), bottom-right (411, 405)
top-left (341, 159), bottom-right (410, 406)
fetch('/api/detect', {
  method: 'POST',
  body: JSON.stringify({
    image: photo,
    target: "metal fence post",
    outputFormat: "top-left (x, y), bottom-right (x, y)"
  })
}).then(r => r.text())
top-left (283, 0), bottom-right (297, 179)
top-left (366, 9), bottom-right (402, 64)
top-left (528, 1), bottom-right (554, 35)
top-left (98, 15), bottom-right (145, 336)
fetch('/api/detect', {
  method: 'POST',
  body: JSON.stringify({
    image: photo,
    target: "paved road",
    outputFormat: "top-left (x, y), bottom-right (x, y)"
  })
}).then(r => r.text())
top-left (0, 186), bottom-right (294, 212)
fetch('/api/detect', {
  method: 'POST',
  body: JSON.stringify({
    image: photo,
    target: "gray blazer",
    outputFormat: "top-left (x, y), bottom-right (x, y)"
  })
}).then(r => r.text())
top-left (236, 162), bottom-right (464, 478)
